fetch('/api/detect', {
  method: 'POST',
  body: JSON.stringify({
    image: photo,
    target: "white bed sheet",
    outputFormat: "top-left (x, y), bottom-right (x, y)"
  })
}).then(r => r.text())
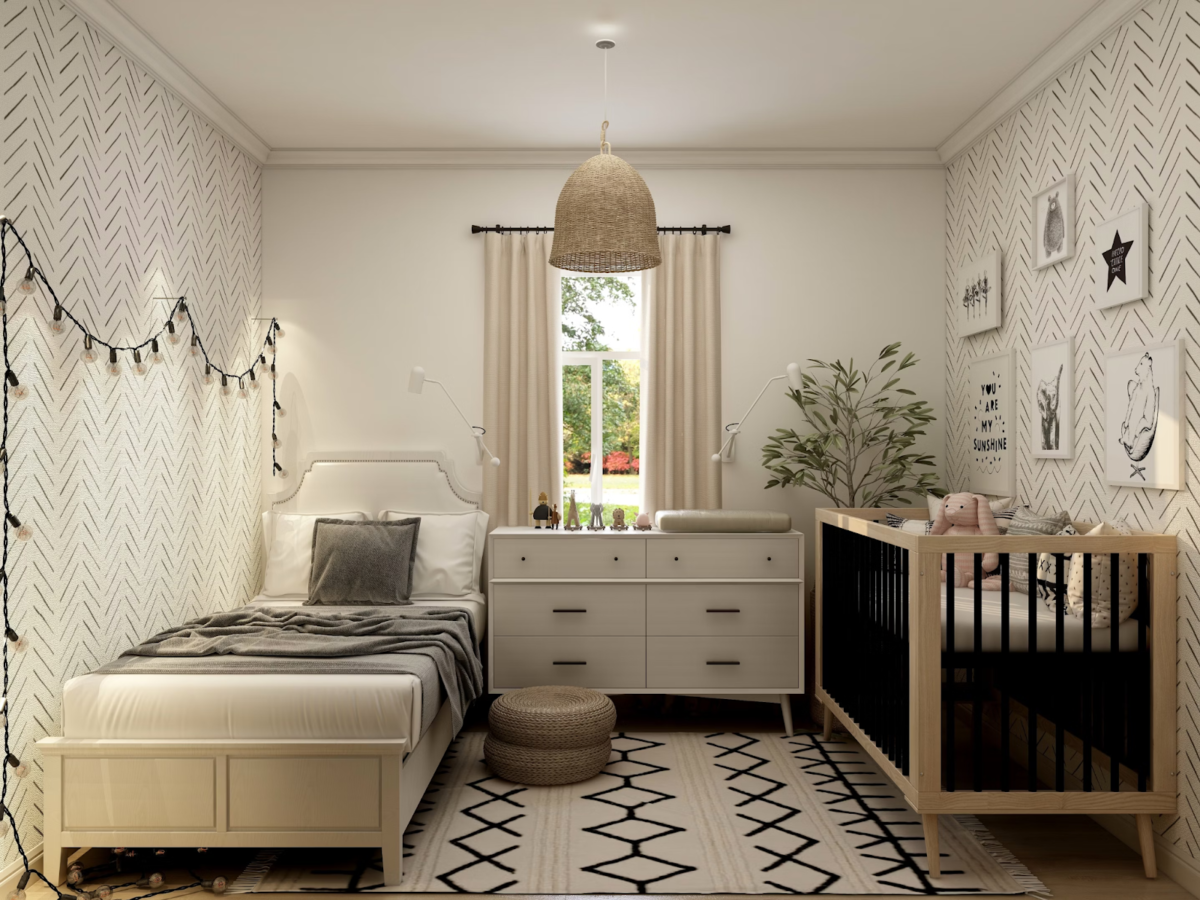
top-left (941, 587), bottom-right (1140, 652)
top-left (62, 593), bottom-right (486, 742)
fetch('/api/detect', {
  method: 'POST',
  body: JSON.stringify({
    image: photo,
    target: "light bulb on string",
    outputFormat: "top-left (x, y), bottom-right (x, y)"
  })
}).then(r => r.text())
top-left (269, 362), bottom-right (277, 381)
top-left (249, 369), bottom-right (260, 391)
top-left (273, 323), bottom-right (284, 340)
top-left (1, 448), bottom-right (7, 476)
top-left (237, 378), bottom-right (248, 400)
top-left (149, 338), bottom-right (163, 365)
top-left (274, 400), bottom-right (286, 418)
top-left (203, 363), bottom-right (215, 386)
top-left (138, 874), bottom-right (164, 889)
top-left (175, 299), bottom-right (189, 324)
top-left (5, 371), bottom-right (26, 402)
top-left (220, 374), bottom-right (231, 397)
top-left (106, 348), bottom-right (122, 377)
top-left (272, 433), bottom-right (281, 450)
top-left (190, 334), bottom-right (201, 357)
top-left (80, 335), bottom-right (98, 364)
top-left (202, 877), bottom-right (227, 895)
top-left (7, 513), bottom-right (31, 542)
top-left (5, 628), bottom-right (26, 654)
top-left (66, 866), bottom-right (83, 887)
top-left (132, 349), bottom-right (149, 377)
top-left (6, 753), bottom-right (28, 779)
top-left (50, 303), bottom-right (66, 334)
top-left (7, 870), bottom-right (28, 900)
top-left (166, 320), bottom-right (181, 345)
top-left (96, 886), bottom-right (113, 900)
top-left (16, 267), bottom-right (36, 295)
top-left (273, 462), bottom-right (288, 478)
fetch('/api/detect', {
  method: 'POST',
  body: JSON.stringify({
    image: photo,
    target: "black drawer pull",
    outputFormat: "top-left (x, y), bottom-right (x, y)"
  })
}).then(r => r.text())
top-left (767, 556), bottom-right (772, 561)
top-left (552, 608), bottom-right (587, 613)
top-left (674, 556), bottom-right (680, 561)
top-left (613, 556), bottom-right (619, 561)
top-left (706, 608), bottom-right (741, 613)
top-left (520, 556), bottom-right (526, 561)
top-left (553, 661), bottom-right (587, 666)
top-left (707, 661), bottom-right (741, 666)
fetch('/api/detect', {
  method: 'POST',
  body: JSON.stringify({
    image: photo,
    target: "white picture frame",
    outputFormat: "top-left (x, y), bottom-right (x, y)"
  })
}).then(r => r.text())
top-left (1095, 204), bottom-right (1149, 310)
top-left (967, 349), bottom-right (1016, 496)
top-left (1031, 174), bottom-right (1075, 270)
top-left (1030, 338), bottom-right (1073, 459)
top-left (1105, 340), bottom-right (1183, 490)
top-left (956, 250), bottom-right (1002, 337)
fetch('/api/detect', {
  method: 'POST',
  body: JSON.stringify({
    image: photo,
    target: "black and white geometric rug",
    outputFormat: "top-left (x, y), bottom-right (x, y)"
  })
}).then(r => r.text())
top-left (231, 732), bottom-right (1045, 895)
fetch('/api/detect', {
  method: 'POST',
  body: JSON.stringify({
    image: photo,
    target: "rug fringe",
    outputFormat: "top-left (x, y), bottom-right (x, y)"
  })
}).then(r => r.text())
top-left (226, 850), bottom-right (278, 894)
top-left (953, 815), bottom-right (1051, 897)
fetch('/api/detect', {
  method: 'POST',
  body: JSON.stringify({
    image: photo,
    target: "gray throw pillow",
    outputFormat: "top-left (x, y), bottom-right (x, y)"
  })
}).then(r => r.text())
top-left (1007, 508), bottom-right (1071, 592)
top-left (306, 517), bottom-right (421, 606)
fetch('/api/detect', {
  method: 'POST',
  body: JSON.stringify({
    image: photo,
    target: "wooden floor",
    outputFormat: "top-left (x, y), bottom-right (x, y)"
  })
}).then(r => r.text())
top-left (24, 697), bottom-right (1192, 900)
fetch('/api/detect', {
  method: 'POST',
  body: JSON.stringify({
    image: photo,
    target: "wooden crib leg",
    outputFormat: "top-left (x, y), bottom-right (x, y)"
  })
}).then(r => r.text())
top-left (923, 814), bottom-right (941, 878)
top-left (779, 694), bottom-right (794, 737)
top-left (822, 705), bottom-right (834, 741)
top-left (1136, 814), bottom-right (1157, 879)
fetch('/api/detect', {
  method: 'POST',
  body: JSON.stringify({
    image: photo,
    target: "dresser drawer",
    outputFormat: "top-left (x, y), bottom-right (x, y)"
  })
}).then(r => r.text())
top-left (647, 637), bottom-right (799, 689)
top-left (492, 537), bottom-right (646, 579)
top-left (492, 584), bottom-right (645, 636)
top-left (646, 538), bottom-right (799, 579)
top-left (492, 637), bottom-right (646, 688)
top-left (646, 584), bottom-right (799, 636)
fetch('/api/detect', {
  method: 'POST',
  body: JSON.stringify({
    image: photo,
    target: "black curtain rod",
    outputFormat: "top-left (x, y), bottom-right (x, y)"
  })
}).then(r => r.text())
top-left (471, 224), bottom-right (731, 235)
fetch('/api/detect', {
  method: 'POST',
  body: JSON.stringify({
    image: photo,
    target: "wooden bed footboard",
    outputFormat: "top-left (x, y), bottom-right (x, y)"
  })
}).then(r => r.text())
top-left (814, 508), bottom-right (1177, 879)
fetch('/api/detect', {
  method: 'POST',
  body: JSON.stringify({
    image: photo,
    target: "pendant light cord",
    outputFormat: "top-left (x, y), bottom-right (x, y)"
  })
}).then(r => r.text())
top-left (600, 45), bottom-right (610, 154)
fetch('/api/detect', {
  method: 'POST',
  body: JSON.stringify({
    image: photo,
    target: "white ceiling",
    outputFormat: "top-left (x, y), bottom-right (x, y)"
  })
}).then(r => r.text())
top-left (110, 0), bottom-right (1102, 152)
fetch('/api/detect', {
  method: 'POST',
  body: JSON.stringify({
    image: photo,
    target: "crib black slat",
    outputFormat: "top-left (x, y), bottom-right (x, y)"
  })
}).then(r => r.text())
top-left (973, 554), bottom-right (984, 792)
top-left (1000, 553), bottom-right (1010, 792)
top-left (1083, 553), bottom-right (1092, 792)
top-left (946, 552), bottom-right (955, 793)
top-left (902, 546), bottom-right (910, 776)
top-left (1138, 553), bottom-right (1148, 792)
top-left (1110, 553), bottom-right (1120, 793)
top-left (1056, 553), bottom-right (1065, 792)
top-left (1028, 553), bottom-right (1037, 791)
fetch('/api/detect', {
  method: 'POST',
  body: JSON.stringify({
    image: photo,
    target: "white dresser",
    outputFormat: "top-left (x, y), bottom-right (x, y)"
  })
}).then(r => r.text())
top-left (487, 526), bottom-right (805, 734)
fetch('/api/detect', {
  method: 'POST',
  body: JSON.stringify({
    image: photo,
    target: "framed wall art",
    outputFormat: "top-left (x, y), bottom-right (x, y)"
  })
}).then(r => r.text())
top-left (1105, 339), bottom-right (1183, 490)
top-left (1095, 204), bottom-right (1148, 310)
top-left (967, 349), bottom-right (1016, 496)
top-left (1031, 338), bottom-right (1073, 459)
top-left (1031, 174), bottom-right (1075, 270)
top-left (956, 250), bottom-right (1002, 337)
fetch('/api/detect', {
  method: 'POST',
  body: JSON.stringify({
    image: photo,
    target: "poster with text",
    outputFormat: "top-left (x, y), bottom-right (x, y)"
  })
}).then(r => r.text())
top-left (968, 350), bottom-right (1016, 496)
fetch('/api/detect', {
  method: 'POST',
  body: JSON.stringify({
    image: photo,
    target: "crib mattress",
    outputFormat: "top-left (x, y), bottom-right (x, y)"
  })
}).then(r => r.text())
top-left (62, 594), bottom-right (486, 741)
top-left (942, 587), bottom-right (1140, 652)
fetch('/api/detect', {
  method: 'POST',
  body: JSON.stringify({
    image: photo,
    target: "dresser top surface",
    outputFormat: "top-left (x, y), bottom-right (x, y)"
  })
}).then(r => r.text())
top-left (490, 526), bottom-right (803, 538)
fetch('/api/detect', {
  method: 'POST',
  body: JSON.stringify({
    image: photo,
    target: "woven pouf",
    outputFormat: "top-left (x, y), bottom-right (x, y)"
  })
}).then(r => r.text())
top-left (485, 685), bottom-right (616, 785)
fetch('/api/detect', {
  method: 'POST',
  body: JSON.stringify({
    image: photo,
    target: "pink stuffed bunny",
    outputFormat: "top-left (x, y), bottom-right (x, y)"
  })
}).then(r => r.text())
top-left (931, 492), bottom-right (1002, 590)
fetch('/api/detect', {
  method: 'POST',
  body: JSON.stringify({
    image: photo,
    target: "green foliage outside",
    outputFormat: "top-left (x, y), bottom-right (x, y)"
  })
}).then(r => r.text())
top-left (562, 278), bottom-right (640, 472)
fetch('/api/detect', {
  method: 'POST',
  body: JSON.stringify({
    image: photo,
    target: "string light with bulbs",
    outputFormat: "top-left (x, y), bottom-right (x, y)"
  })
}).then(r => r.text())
top-left (0, 217), bottom-right (276, 898)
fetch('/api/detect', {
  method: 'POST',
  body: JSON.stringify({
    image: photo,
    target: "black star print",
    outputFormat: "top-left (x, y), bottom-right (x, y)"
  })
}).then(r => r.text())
top-left (1102, 229), bottom-right (1135, 290)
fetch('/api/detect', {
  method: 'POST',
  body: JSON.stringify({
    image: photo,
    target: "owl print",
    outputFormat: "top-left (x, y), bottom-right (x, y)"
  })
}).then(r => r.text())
top-left (1043, 191), bottom-right (1065, 257)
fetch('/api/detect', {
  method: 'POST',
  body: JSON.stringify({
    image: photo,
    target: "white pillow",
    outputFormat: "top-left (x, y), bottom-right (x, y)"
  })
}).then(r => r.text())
top-left (380, 509), bottom-right (488, 597)
top-left (1067, 520), bottom-right (1138, 626)
top-left (262, 511), bottom-right (368, 596)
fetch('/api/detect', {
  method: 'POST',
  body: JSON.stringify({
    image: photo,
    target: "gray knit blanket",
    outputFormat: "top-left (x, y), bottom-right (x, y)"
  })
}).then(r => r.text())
top-left (96, 606), bottom-right (483, 735)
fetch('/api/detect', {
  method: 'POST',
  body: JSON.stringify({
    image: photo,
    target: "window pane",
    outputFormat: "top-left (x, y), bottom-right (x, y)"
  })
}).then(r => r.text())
top-left (561, 275), bottom-right (641, 352)
top-left (563, 364), bottom-right (592, 512)
top-left (601, 359), bottom-right (639, 525)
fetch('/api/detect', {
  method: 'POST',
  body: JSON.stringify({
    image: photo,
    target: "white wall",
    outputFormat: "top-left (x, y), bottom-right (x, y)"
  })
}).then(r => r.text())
top-left (263, 164), bottom-right (945, 579)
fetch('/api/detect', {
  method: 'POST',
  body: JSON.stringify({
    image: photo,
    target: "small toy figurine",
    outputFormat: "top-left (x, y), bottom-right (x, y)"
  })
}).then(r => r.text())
top-left (532, 491), bottom-right (551, 529)
top-left (565, 490), bottom-right (582, 531)
top-left (634, 512), bottom-right (652, 531)
top-left (550, 503), bottom-right (561, 530)
top-left (588, 502), bottom-right (605, 531)
top-left (610, 507), bottom-right (628, 531)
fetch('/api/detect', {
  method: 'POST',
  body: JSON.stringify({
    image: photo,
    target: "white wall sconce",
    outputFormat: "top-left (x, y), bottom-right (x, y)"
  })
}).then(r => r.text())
top-left (408, 366), bottom-right (500, 467)
top-left (713, 363), bottom-right (802, 463)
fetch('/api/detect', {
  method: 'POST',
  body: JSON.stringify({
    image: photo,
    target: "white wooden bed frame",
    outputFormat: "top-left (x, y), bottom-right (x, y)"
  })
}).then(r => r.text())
top-left (38, 451), bottom-right (483, 888)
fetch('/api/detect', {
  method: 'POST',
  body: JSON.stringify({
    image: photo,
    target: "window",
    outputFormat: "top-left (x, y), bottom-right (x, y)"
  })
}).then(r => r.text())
top-left (562, 275), bottom-right (641, 526)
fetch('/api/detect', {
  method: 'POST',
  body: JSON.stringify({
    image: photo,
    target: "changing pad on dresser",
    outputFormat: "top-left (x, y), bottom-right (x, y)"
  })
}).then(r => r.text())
top-left (654, 509), bottom-right (792, 533)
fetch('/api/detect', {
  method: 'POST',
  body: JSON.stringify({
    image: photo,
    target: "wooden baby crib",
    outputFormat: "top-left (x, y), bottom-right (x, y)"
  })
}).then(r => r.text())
top-left (814, 508), bottom-right (1177, 880)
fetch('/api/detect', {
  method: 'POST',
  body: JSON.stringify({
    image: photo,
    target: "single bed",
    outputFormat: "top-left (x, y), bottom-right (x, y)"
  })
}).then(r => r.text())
top-left (39, 451), bottom-right (486, 888)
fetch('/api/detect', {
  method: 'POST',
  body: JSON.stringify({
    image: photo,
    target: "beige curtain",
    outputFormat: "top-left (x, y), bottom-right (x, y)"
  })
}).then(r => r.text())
top-left (483, 232), bottom-right (561, 526)
top-left (640, 233), bottom-right (722, 516)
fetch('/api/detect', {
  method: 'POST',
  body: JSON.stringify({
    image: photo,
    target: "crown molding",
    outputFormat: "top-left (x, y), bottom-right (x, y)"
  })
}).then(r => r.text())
top-left (263, 147), bottom-right (945, 170)
top-left (937, 0), bottom-right (1149, 163)
top-left (60, 0), bottom-right (271, 164)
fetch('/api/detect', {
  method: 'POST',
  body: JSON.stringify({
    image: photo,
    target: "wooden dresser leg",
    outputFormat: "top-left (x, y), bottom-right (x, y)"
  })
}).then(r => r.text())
top-left (779, 694), bottom-right (793, 737)
top-left (1136, 814), bottom-right (1157, 879)
top-left (822, 705), bottom-right (834, 741)
top-left (923, 814), bottom-right (941, 878)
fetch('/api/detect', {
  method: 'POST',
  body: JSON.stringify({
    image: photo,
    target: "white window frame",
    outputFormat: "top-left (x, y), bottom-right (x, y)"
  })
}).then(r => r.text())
top-left (560, 280), bottom-right (644, 510)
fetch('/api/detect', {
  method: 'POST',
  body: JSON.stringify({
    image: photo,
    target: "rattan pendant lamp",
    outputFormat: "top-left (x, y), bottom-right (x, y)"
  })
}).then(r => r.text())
top-left (549, 40), bottom-right (661, 273)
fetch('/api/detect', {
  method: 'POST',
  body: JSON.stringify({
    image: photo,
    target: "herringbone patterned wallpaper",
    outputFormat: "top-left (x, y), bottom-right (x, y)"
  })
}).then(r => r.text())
top-left (0, 0), bottom-right (263, 866)
top-left (946, 0), bottom-right (1197, 857)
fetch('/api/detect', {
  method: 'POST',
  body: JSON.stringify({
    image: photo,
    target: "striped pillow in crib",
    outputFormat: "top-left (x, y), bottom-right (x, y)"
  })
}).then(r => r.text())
top-left (1006, 508), bottom-right (1071, 593)
top-left (1034, 523), bottom-right (1077, 612)
top-left (885, 513), bottom-right (934, 534)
